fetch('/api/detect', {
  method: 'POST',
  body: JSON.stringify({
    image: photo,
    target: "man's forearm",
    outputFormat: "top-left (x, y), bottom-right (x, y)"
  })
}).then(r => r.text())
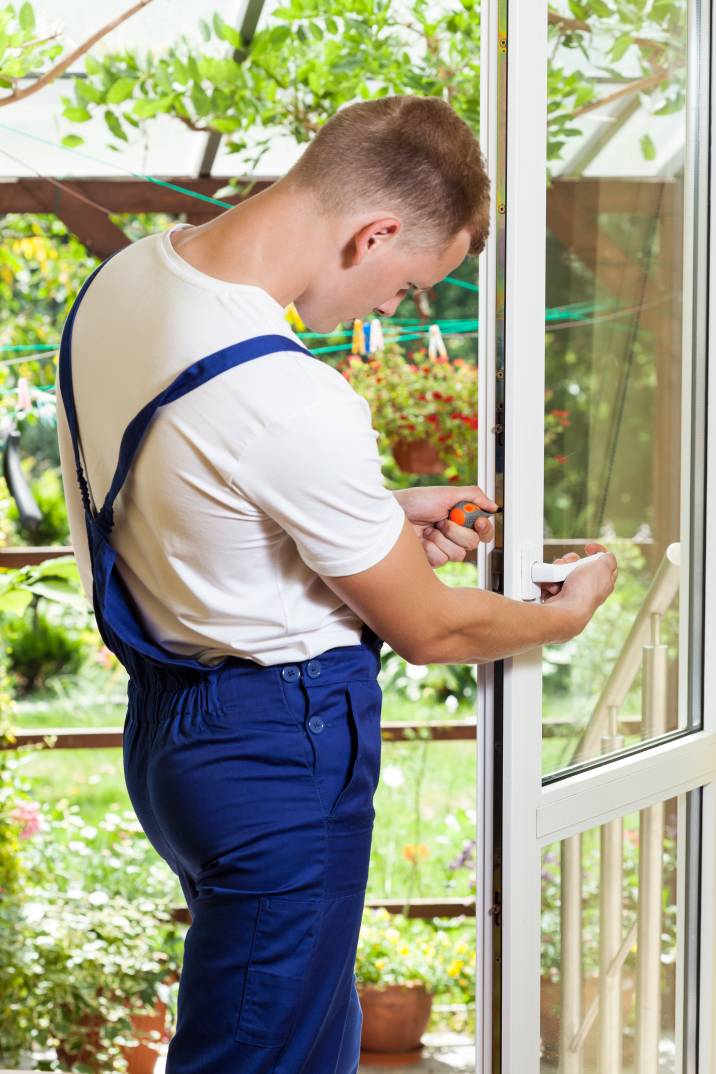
top-left (426, 585), bottom-right (580, 665)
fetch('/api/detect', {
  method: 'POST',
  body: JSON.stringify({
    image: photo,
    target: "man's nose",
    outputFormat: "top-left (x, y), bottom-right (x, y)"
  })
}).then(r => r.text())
top-left (374, 299), bottom-right (400, 317)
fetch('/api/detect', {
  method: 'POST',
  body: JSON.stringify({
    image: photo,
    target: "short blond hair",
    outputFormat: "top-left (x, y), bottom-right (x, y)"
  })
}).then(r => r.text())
top-left (284, 94), bottom-right (490, 259)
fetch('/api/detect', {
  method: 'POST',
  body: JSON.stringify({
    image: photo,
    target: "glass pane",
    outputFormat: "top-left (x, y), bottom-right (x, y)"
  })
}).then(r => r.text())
top-left (542, 2), bottom-right (701, 775)
top-left (540, 795), bottom-right (681, 1072)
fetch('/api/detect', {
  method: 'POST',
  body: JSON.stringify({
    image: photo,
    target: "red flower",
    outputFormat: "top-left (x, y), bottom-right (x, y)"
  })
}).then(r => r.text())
top-left (554, 454), bottom-right (568, 464)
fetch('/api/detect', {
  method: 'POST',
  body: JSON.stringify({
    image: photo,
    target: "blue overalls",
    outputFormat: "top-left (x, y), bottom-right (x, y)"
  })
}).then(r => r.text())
top-left (59, 254), bottom-right (386, 1073)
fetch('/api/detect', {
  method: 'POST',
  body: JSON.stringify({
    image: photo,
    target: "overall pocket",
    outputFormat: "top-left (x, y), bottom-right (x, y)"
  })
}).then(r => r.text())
top-left (280, 676), bottom-right (383, 827)
top-left (327, 679), bottom-right (382, 822)
top-left (234, 893), bottom-right (322, 1047)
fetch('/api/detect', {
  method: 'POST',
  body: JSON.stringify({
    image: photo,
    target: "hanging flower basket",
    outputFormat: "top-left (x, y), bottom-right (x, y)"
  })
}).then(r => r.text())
top-left (390, 436), bottom-right (446, 474)
top-left (338, 341), bottom-right (477, 485)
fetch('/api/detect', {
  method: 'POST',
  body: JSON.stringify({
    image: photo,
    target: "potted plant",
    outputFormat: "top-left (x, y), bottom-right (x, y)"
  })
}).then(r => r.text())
top-left (3, 787), bottom-right (185, 1073)
top-left (0, 724), bottom-right (44, 1071)
top-left (355, 906), bottom-right (475, 1065)
top-left (338, 341), bottom-right (478, 483)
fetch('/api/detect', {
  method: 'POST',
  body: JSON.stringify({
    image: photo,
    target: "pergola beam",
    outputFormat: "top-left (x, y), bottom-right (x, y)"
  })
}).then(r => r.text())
top-left (0, 175), bottom-right (276, 215)
top-left (198, 0), bottom-right (267, 177)
top-left (0, 175), bottom-right (277, 256)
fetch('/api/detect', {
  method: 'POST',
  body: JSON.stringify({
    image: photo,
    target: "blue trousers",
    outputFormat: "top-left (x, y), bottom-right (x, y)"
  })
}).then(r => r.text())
top-left (122, 639), bottom-right (383, 1073)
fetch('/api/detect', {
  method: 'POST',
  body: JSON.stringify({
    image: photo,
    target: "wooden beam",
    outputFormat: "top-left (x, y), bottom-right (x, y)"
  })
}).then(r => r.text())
top-left (169, 896), bottom-right (476, 925)
top-left (0, 175), bottom-right (276, 215)
top-left (9, 177), bottom-right (130, 259)
top-left (550, 178), bottom-right (679, 219)
top-left (0, 545), bottom-right (73, 567)
top-left (1, 721), bottom-right (478, 751)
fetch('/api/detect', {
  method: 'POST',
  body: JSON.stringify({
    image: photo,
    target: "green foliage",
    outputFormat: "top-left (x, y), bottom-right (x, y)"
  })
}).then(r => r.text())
top-left (0, 215), bottom-right (96, 351)
top-left (0, 2), bottom-right (62, 94)
top-left (4, 601), bottom-right (87, 695)
top-left (0, 790), bottom-right (184, 1069)
top-left (380, 647), bottom-right (477, 710)
top-left (58, 0), bottom-right (480, 170)
top-left (547, 0), bottom-right (686, 169)
top-left (46, 0), bottom-right (687, 174)
top-left (6, 464), bottom-right (70, 545)
top-left (0, 555), bottom-right (87, 618)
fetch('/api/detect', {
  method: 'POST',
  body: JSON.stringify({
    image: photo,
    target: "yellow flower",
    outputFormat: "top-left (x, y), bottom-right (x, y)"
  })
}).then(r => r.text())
top-left (455, 940), bottom-right (468, 954)
top-left (447, 959), bottom-right (464, 978)
top-left (386, 928), bottom-right (400, 943)
top-left (402, 843), bottom-right (430, 863)
top-left (399, 944), bottom-right (410, 955)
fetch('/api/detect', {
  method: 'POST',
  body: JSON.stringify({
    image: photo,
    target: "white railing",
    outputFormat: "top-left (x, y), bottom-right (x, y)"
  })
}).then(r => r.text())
top-left (558, 542), bottom-right (679, 1072)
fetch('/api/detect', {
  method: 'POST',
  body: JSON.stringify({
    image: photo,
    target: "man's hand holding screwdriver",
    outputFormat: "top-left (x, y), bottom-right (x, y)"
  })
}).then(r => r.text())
top-left (318, 493), bottom-right (619, 666)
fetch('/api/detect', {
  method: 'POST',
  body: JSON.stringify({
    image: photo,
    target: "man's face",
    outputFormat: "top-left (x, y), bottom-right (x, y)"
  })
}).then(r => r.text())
top-left (293, 224), bottom-right (473, 334)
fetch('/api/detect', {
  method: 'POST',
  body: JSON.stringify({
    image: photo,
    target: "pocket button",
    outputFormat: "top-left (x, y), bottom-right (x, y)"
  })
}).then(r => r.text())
top-left (306, 660), bottom-right (322, 678)
top-left (281, 666), bottom-right (301, 682)
top-left (308, 715), bottom-right (325, 734)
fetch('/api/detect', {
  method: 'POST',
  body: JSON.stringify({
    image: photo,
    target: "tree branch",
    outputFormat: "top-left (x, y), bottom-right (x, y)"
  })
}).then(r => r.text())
top-left (547, 9), bottom-right (668, 56)
top-left (573, 67), bottom-right (668, 118)
top-left (0, 0), bottom-right (156, 108)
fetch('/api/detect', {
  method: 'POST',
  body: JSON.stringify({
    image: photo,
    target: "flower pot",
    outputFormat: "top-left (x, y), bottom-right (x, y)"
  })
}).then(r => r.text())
top-left (391, 438), bottom-right (445, 475)
top-left (357, 982), bottom-right (433, 1065)
top-left (56, 1009), bottom-right (104, 1073)
top-left (56, 995), bottom-right (168, 1074)
top-left (123, 997), bottom-right (168, 1074)
top-left (540, 972), bottom-right (636, 1066)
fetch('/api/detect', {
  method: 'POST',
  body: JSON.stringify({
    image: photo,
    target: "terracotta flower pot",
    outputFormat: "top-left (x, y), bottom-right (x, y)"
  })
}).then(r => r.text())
top-left (56, 1009), bottom-right (104, 1073)
top-left (123, 997), bottom-right (168, 1074)
top-left (358, 982), bottom-right (433, 1064)
top-left (56, 995), bottom-right (168, 1074)
top-left (391, 437), bottom-right (445, 475)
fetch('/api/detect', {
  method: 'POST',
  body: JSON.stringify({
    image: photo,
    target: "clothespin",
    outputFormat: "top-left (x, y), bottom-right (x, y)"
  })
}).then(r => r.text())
top-left (284, 302), bottom-right (305, 332)
top-left (16, 376), bottom-right (32, 414)
top-left (368, 318), bottom-right (384, 354)
top-left (351, 318), bottom-right (365, 356)
top-left (427, 323), bottom-right (448, 360)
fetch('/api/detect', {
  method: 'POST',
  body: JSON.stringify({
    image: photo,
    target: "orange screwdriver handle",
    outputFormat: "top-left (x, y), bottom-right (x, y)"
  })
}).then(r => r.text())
top-left (448, 500), bottom-right (502, 530)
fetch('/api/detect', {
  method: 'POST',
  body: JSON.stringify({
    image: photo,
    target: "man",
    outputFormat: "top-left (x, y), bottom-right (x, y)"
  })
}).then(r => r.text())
top-left (56, 94), bottom-right (616, 1073)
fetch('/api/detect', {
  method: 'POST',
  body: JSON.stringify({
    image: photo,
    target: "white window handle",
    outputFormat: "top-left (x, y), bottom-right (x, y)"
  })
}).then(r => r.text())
top-left (531, 551), bottom-right (608, 584)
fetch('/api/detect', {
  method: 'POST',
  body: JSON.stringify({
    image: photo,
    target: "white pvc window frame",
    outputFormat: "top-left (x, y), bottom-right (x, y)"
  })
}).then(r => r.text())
top-left (476, 1), bottom-right (716, 1071)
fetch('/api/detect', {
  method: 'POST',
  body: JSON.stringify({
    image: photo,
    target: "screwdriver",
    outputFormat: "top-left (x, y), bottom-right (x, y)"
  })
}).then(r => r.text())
top-left (448, 500), bottom-right (502, 528)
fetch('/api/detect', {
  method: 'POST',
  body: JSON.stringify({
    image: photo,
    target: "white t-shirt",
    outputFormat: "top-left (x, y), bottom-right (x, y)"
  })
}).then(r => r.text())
top-left (55, 222), bottom-right (405, 666)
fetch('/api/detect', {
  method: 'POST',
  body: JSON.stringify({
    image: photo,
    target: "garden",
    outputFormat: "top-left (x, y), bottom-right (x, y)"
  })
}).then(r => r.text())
top-left (0, 0), bottom-right (688, 1070)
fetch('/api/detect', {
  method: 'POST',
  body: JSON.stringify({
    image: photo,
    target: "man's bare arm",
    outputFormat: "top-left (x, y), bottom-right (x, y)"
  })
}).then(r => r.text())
top-left (318, 516), bottom-right (617, 665)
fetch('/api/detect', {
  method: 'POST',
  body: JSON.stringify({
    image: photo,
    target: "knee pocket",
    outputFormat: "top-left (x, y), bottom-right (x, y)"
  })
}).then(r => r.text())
top-left (234, 893), bottom-right (322, 1047)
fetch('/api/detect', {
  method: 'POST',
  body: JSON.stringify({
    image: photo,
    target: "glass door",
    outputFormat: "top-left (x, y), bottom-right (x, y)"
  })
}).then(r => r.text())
top-left (477, 1), bottom-right (716, 1070)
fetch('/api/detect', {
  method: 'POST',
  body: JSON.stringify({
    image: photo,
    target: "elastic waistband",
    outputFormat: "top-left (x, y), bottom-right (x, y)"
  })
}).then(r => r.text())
top-left (126, 638), bottom-right (382, 721)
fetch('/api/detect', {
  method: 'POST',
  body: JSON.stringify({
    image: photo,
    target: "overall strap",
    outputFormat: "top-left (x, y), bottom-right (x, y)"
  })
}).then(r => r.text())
top-left (96, 334), bottom-right (314, 536)
top-left (58, 252), bottom-right (122, 519)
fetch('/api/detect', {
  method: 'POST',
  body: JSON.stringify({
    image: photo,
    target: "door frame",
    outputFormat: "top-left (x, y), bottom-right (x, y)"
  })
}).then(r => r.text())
top-left (476, 1), bottom-right (716, 1070)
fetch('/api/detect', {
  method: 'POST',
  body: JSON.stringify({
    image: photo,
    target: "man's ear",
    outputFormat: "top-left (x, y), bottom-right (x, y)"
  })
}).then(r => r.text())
top-left (353, 218), bottom-right (402, 264)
